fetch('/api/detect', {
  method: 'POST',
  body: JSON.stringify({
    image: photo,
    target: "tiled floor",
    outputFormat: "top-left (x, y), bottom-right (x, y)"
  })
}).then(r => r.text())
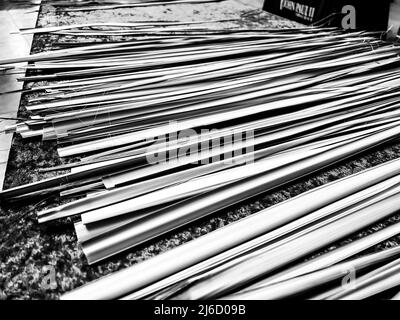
top-left (0, 0), bottom-right (40, 189)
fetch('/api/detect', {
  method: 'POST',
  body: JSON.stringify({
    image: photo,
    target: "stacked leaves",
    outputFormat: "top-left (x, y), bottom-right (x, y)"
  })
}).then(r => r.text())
top-left (62, 159), bottom-right (400, 299)
top-left (2, 21), bottom-right (400, 299)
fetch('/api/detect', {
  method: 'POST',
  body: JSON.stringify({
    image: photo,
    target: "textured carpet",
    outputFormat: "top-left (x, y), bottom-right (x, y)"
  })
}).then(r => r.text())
top-left (1, 0), bottom-right (400, 300)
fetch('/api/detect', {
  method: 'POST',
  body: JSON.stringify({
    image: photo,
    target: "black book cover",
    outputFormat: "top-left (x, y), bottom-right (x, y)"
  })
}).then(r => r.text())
top-left (263, 0), bottom-right (391, 30)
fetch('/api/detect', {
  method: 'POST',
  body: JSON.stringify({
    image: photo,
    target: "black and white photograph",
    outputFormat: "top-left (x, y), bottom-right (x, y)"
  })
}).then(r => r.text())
top-left (1, 0), bottom-right (400, 307)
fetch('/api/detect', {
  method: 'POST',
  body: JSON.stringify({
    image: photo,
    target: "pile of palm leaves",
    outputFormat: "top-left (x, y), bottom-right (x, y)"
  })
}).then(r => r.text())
top-left (61, 159), bottom-right (400, 299)
top-left (2, 20), bottom-right (400, 299)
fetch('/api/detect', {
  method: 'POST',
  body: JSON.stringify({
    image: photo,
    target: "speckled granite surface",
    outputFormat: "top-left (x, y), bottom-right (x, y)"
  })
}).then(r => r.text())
top-left (1, 0), bottom-right (400, 300)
